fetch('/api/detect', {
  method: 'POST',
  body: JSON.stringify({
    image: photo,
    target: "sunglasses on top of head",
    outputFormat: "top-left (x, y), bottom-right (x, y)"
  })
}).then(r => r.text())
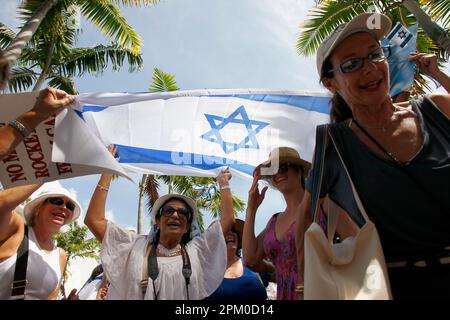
top-left (159, 206), bottom-right (191, 221)
top-left (45, 197), bottom-right (76, 212)
top-left (328, 46), bottom-right (391, 75)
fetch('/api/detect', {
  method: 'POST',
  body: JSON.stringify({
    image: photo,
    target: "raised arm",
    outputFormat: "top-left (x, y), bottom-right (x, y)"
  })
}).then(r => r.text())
top-left (242, 172), bottom-right (268, 267)
top-left (0, 87), bottom-right (75, 160)
top-left (216, 168), bottom-right (235, 236)
top-left (410, 52), bottom-right (450, 117)
top-left (84, 174), bottom-right (112, 242)
top-left (0, 183), bottom-right (41, 241)
top-left (410, 52), bottom-right (450, 93)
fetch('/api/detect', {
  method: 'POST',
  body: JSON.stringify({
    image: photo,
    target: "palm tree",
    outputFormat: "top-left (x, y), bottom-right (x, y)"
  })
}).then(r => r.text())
top-left (296, 0), bottom-right (450, 94)
top-left (53, 221), bottom-right (101, 297)
top-left (135, 68), bottom-right (246, 234)
top-left (1, 21), bottom-right (143, 93)
top-left (0, 0), bottom-right (159, 90)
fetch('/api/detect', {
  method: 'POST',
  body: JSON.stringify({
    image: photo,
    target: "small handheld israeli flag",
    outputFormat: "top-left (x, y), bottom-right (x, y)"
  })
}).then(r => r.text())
top-left (382, 23), bottom-right (417, 97)
top-left (385, 22), bottom-right (414, 48)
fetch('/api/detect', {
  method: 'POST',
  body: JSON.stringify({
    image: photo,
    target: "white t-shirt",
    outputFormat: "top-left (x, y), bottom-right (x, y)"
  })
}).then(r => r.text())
top-left (101, 220), bottom-right (226, 300)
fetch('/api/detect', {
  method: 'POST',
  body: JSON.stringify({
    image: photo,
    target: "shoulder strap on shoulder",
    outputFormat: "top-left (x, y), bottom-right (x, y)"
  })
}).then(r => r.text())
top-left (10, 225), bottom-right (29, 300)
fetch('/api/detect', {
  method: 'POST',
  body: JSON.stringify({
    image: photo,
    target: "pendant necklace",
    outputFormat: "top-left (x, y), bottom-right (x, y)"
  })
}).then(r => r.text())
top-left (157, 243), bottom-right (181, 257)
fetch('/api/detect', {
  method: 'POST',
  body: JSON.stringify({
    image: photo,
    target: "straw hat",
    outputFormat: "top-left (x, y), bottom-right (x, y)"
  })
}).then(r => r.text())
top-left (254, 147), bottom-right (311, 178)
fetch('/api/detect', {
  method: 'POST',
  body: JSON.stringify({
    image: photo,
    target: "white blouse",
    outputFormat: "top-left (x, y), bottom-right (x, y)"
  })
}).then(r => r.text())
top-left (100, 220), bottom-right (227, 300)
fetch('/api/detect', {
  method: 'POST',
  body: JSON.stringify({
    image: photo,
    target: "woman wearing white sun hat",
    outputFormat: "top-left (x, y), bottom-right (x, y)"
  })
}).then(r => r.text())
top-left (0, 183), bottom-right (82, 300)
top-left (85, 167), bottom-right (235, 300)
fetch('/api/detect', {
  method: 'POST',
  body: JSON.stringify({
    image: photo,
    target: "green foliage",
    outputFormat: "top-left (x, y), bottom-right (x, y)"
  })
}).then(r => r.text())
top-left (148, 67), bottom-right (180, 92)
top-left (54, 221), bottom-right (101, 264)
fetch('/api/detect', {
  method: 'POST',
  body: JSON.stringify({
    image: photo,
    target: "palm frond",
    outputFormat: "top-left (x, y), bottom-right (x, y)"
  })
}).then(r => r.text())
top-left (144, 174), bottom-right (160, 215)
top-left (57, 44), bottom-right (143, 77)
top-left (110, 0), bottom-right (160, 7)
top-left (296, 0), bottom-right (370, 56)
top-left (47, 74), bottom-right (77, 94)
top-left (79, 0), bottom-right (142, 54)
top-left (0, 22), bottom-right (16, 48)
top-left (149, 67), bottom-right (180, 92)
top-left (421, 0), bottom-right (450, 25)
top-left (7, 66), bottom-right (38, 92)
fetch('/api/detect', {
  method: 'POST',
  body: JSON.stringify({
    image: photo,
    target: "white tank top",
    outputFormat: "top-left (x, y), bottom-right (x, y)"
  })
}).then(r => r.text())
top-left (0, 227), bottom-right (61, 300)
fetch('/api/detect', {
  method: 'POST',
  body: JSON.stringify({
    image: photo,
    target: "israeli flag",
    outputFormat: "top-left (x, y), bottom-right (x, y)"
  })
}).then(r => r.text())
top-left (54, 90), bottom-right (330, 180)
top-left (382, 23), bottom-right (417, 97)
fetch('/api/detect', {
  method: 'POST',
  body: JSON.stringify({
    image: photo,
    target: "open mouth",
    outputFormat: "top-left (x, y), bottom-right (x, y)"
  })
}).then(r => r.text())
top-left (51, 211), bottom-right (66, 222)
top-left (360, 78), bottom-right (383, 90)
top-left (167, 221), bottom-right (181, 228)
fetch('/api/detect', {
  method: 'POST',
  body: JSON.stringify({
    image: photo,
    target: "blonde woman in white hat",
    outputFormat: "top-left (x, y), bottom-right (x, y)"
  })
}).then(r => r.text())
top-left (0, 183), bottom-right (82, 300)
top-left (242, 147), bottom-right (311, 300)
top-left (297, 12), bottom-right (450, 299)
top-left (85, 168), bottom-right (235, 300)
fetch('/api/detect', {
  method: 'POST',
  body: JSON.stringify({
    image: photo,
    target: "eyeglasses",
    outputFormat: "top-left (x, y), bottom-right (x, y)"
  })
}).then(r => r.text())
top-left (277, 163), bottom-right (291, 174)
top-left (159, 206), bottom-right (191, 221)
top-left (45, 197), bottom-right (76, 212)
top-left (328, 46), bottom-right (391, 74)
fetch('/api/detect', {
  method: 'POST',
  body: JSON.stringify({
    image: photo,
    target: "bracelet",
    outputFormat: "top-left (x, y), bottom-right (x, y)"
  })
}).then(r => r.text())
top-left (8, 119), bottom-right (31, 138)
top-left (295, 283), bottom-right (304, 293)
top-left (97, 184), bottom-right (109, 192)
top-left (220, 185), bottom-right (230, 191)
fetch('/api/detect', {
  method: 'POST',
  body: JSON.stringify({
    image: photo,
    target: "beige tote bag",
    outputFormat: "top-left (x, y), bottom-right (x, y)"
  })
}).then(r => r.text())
top-left (304, 126), bottom-right (392, 300)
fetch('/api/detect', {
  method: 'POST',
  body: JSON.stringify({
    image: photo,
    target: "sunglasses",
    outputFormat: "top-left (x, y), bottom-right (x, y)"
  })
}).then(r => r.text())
top-left (328, 46), bottom-right (391, 74)
top-left (45, 197), bottom-right (76, 212)
top-left (159, 206), bottom-right (191, 221)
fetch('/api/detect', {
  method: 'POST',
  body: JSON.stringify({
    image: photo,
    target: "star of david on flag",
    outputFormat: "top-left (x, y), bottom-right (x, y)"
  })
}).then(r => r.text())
top-left (201, 105), bottom-right (269, 154)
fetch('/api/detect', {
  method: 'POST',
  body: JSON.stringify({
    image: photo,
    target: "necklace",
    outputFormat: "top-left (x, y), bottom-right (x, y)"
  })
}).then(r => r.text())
top-left (351, 105), bottom-right (398, 133)
top-left (157, 243), bottom-right (181, 256)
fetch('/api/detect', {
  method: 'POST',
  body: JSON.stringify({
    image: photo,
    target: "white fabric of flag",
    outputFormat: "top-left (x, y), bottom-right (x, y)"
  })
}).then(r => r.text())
top-left (60, 89), bottom-right (331, 180)
top-left (0, 90), bottom-right (330, 188)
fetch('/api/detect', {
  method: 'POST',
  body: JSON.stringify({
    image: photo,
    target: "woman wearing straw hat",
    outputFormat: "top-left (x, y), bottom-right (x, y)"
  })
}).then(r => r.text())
top-left (207, 218), bottom-right (270, 300)
top-left (0, 183), bottom-right (82, 300)
top-left (85, 168), bottom-right (235, 300)
top-left (297, 12), bottom-right (450, 299)
top-left (242, 146), bottom-right (311, 300)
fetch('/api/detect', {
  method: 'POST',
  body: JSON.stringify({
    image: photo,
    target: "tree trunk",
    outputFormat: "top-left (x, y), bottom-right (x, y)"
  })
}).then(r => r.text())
top-left (137, 175), bottom-right (145, 234)
top-left (33, 33), bottom-right (57, 91)
top-left (0, 0), bottom-right (57, 89)
top-left (168, 176), bottom-right (174, 194)
top-left (403, 0), bottom-right (450, 55)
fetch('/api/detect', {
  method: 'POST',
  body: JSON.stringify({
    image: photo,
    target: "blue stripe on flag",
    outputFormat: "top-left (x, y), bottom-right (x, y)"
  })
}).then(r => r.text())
top-left (116, 144), bottom-right (255, 175)
top-left (386, 23), bottom-right (402, 41)
top-left (400, 34), bottom-right (413, 48)
top-left (79, 95), bottom-right (330, 115)
top-left (207, 94), bottom-right (330, 114)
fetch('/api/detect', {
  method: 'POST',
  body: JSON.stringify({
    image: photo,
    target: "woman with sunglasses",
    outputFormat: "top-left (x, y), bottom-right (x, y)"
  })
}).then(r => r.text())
top-left (242, 146), bottom-right (311, 300)
top-left (0, 183), bottom-right (82, 299)
top-left (85, 168), bottom-right (235, 300)
top-left (296, 12), bottom-right (450, 299)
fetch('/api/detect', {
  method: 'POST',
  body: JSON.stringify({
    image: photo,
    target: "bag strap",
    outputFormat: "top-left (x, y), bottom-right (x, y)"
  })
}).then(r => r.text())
top-left (327, 127), bottom-right (370, 223)
top-left (140, 242), bottom-right (192, 300)
top-left (140, 242), bottom-right (152, 298)
top-left (311, 124), bottom-right (329, 223)
top-left (11, 225), bottom-right (29, 300)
